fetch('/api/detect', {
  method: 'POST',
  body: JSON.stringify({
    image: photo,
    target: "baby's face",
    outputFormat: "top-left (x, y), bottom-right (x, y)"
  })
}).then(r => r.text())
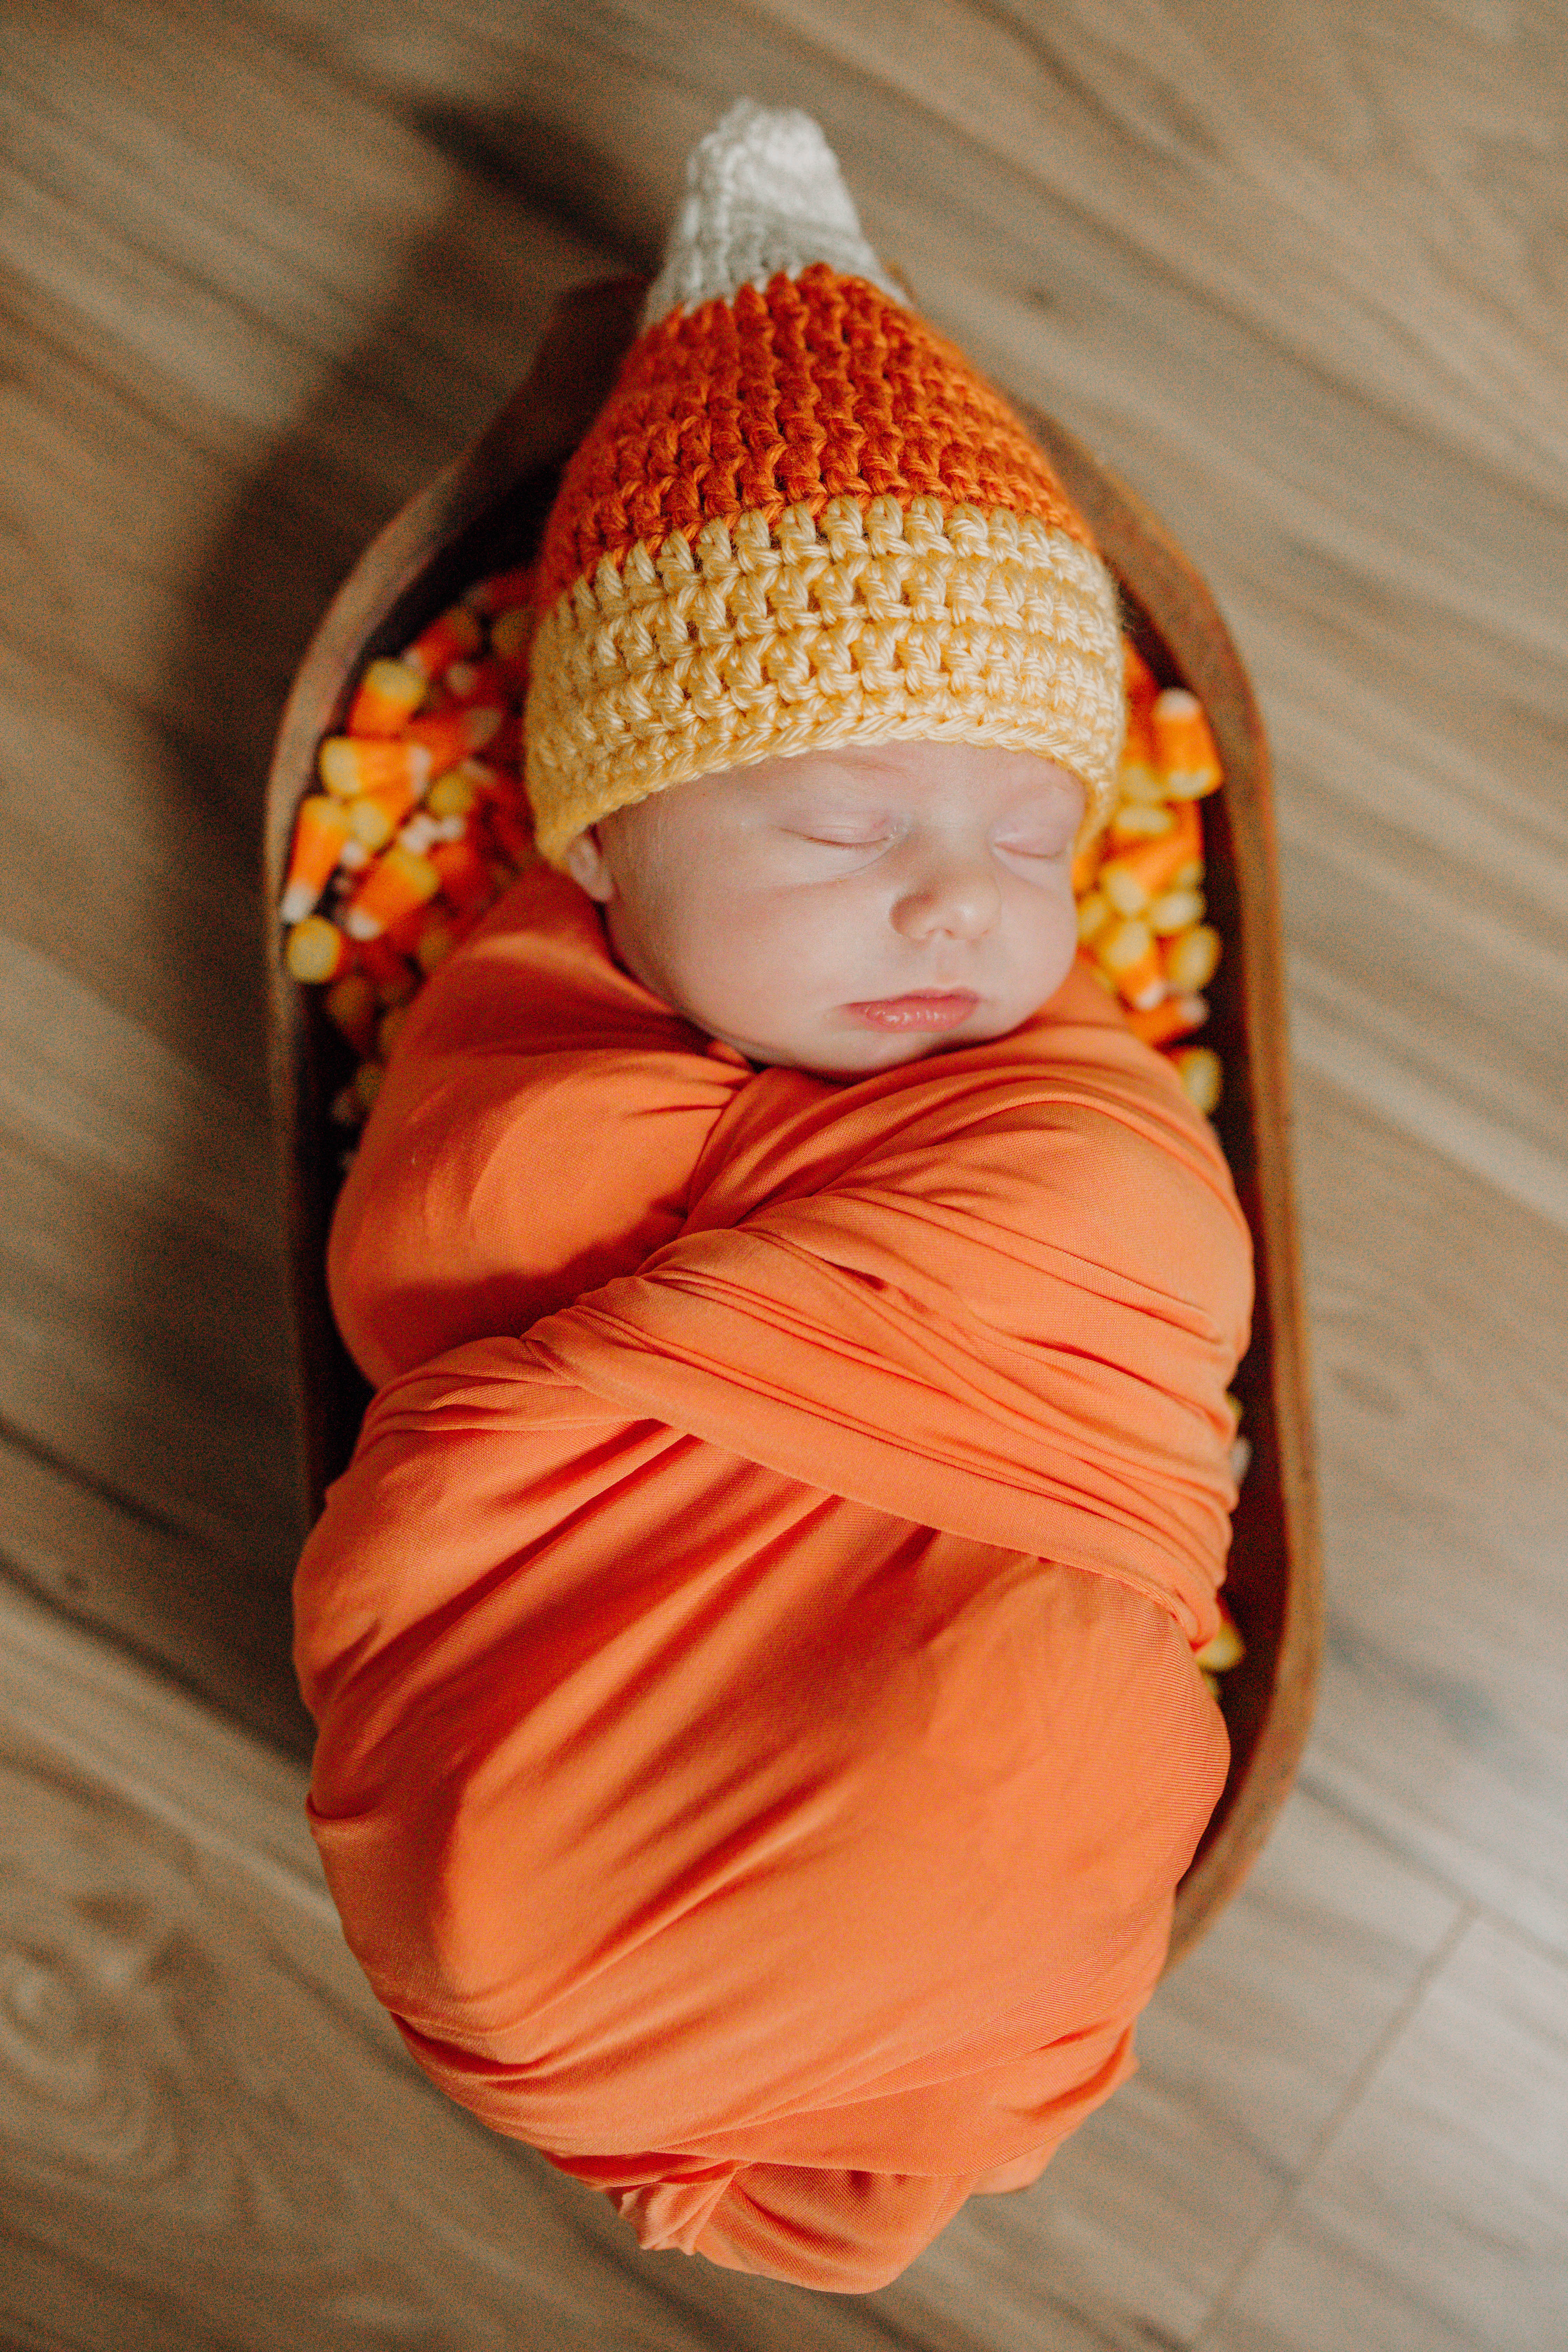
top-left (560, 740), bottom-right (1087, 1077)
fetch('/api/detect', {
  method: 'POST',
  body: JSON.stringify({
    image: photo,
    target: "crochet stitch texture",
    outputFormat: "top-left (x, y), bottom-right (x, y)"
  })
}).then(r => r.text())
top-left (523, 116), bottom-right (1126, 868)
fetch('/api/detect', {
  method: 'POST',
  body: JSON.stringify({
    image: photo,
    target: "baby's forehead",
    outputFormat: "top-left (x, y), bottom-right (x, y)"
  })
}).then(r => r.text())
top-left (730, 741), bottom-right (1086, 806)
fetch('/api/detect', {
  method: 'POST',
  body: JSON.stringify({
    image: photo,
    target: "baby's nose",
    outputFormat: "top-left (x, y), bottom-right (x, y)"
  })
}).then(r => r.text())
top-left (890, 847), bottom-right (1002, 943)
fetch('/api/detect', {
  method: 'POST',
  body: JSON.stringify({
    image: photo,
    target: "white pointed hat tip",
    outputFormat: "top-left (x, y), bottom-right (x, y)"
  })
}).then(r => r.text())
top-left (640, 100), bottom-right (908, 327)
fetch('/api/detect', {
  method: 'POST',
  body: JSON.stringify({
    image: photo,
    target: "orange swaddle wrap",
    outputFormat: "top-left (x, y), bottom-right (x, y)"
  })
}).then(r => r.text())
top-left (294, 859), bottom-right (1254, 2293)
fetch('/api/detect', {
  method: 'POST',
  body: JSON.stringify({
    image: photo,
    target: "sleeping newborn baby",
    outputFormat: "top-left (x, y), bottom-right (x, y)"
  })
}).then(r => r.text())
top-left (293, 101), bottom-right (1254, 2295)
top-left (560, 736), bottom-right (1086, 1074)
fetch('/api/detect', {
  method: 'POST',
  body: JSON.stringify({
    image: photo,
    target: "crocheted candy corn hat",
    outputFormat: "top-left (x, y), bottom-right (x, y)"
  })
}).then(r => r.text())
top-left (524, 100), bottom-right (1126, 870)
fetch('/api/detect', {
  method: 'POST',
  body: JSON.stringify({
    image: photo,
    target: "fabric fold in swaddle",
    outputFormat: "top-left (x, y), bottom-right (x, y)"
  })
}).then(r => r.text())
top-left (294, 859), bottom-right (1253, 2291)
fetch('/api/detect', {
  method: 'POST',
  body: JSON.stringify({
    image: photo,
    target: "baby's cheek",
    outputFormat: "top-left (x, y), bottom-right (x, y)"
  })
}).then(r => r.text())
top-left (647, 899), bottom-right (799, 1047)
top-left (701, 899), bottom-right (839, 1014)
top-left (1010, 883), bottom-right (1076, 994)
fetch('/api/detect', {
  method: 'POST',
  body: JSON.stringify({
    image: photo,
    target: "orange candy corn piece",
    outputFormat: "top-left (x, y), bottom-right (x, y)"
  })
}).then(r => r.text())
top-left (281, 795), bottom-right (354, 924)
top-left (383, 896), bottom-right (453, 960)
top-left (1095, 917), bottom-right (1166, 1010)
top-left (430, 833), bottom-right (496, 922)
top-left (1070, 839), bottom-right (1104, 894)
top-left (1099, 799), bottom-right (1203, 914)
top-left (347, 658), bottom-right (426, 737)
top-left (1125, 992), bottom-right (1208, 1046)
top-left (1152, 689), bottom-right (1222, 798)
top-left (415, 917), bottom-right (457, 976)
top-left (319, 736), bottom-right (434, 800)
top-left (323, 971), bottom-right (378, 1056)
top-left (1124, 638), bottom-right (1159, 716)
top-left (349, 776), bottom-right (422, 850)
top-left (1164, 923), bottom-right (1223, 995)
top-left (354, 928), bottom-right (418, 1005)
top-left (1116, 695), bottom-right (1163, 803)
top-left (405, 703), bottom-right (504, 774)
top-left (285, 915), bottom-right (350, 983)
top-left (1170, 1045), bottom-right (1223, 1116)
top-left (442, 657), bottom-right (512, 708)
top-left (344, 844), bottom-right (441, 940)
top-left (402, 603), bottom-right (482, 680)
top-left (1108, 801), bottom-right (1176, 846)
top-left (1194, 1598), bottom-right (1245, 1673)
top-left (426, 764), bottom-right (484, 818)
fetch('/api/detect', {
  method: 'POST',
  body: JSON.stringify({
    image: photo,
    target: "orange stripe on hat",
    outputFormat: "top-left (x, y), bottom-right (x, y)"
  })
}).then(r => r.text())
top-left (539, 266), bottom-right (1096, 595)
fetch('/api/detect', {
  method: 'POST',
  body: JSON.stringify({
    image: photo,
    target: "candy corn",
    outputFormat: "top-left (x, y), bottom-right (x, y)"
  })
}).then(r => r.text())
top-left (427, 764), bottom-right (484, 819)
top-left (1148, 887), bottom-right (1205, 936)
top-left (357, 952), bottom-right (418, 1011)
top-left (349, 775), bottom-right (424, 850)
top-left (485, 711), bottom-right (524, 770)
top-left (285, 915), bottom-right (350, 983)
top-left (1152, 689), bottom-right (1222, 799)
top-left (1072, 950), bottom-right (1124, 997)
top-left (344, 844), bottom-right (441, 940)
top-left (1070, 842), bottom-right (1101, 894)
top-left (1077, 889), bottom-right (1111, 946)
top-left (403, 603), bottom-right (482, 679)
top-left (319, 736), bottom-right (434, 800)
top-left (1125, 992), bottom-right (1208, 1047)
top-left (377, 1003), bottom-right (411, 1060)
top-left (485, 796), bottom-right (536, 869)
top-left (430, 833), bottom-right (496, 922)
top-left (1096, 917), bottom-right (1165, 1010)
top-left (346, 658), bottom-right (426, 736)
top-left (442, 657), bottom-right (512, 708)
top-left (1171, 1046), bottom-right (1222, 1115)
top-left (415, 917), bottom-right (457, 977)
top-left (281, 795), bottom-right (354, 923)
top-left (1098, 800), bottom-right (1204, 916)
top-left (1164, 923), bottom-right (1223, 995)
top-left (1194, 1599), bottom-right (1245, 1674)
top-left (324, 971), bottom-right (378, 1056)
top-left (1124, 639), bottom-right (1159, 716)
top-left (1109, 801), bottom-right (1175, 847)
top-left (405, 703), bottom-right (504, 774)
top-left (1118, 652), bottom-right (1162, 803)
top-left (380, 898), bottom-right (439, 959)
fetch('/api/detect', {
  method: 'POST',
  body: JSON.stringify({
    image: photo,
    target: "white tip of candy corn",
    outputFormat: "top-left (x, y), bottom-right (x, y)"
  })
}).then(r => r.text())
top-left (280, 880), bottom-right (318, 925)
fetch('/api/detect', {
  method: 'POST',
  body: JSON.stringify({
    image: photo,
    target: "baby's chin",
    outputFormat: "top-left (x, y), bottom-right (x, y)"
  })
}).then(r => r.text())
top-left (715, 1004), bottom-right (1033, 1078)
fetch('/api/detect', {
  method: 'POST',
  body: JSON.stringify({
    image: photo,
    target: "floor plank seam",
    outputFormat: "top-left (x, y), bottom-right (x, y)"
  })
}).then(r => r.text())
top-left (1188, 1896), bottom-right (1480, 2348)
top-left (1296, 1758), bottom-right (1568, 1970)
top-left (0, 1410), bottom-right (210, 1551)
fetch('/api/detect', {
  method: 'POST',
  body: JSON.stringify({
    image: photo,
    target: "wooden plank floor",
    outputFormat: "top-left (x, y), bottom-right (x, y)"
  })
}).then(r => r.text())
top-left (3, 2), bottom-right (1564, 2343)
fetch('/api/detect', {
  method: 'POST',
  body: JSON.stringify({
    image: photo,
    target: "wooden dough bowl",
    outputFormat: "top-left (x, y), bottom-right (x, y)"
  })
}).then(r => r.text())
top-left (265, 275), bottom-right (1323, 1970)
